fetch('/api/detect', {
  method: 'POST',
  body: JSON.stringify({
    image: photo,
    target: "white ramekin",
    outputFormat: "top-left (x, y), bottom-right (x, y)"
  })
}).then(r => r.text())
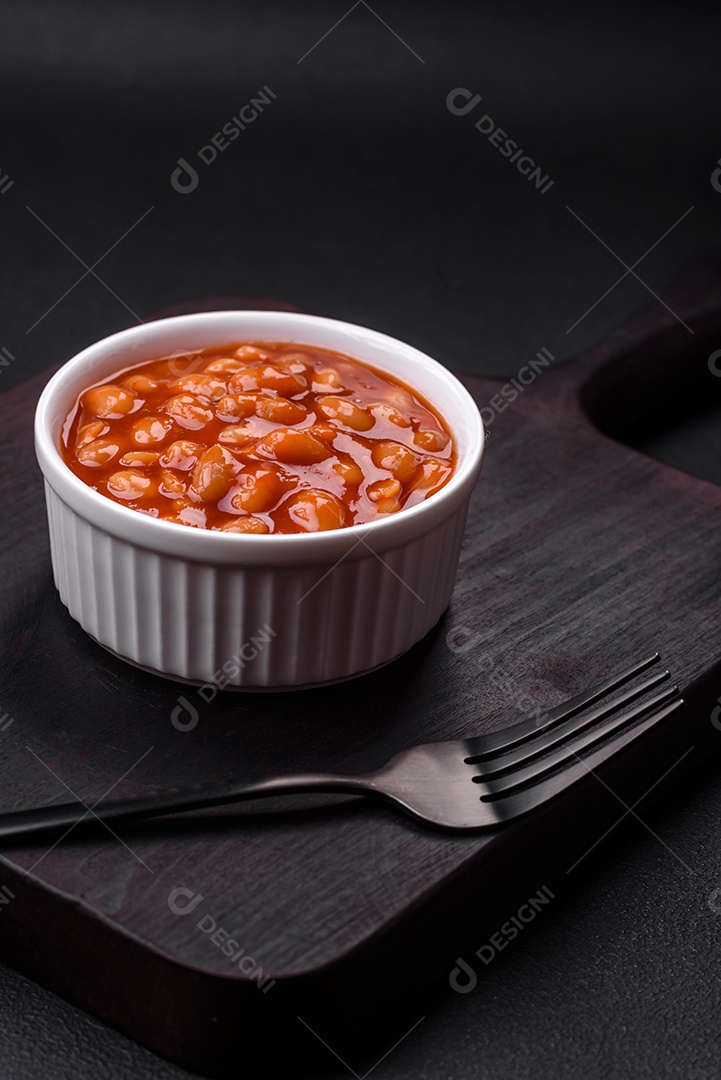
top-left (34, 312), bottom-right (484, 689)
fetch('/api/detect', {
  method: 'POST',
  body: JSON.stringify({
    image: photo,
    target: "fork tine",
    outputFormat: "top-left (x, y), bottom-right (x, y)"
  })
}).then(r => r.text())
top-left (486, 695), bottom-right (685, 823)
top-left (466, 668), bottom-right (670, 773)
top-left (478, 684), bottom-right (681, 797)
top-left (464, 653), bottom-right (661, 759)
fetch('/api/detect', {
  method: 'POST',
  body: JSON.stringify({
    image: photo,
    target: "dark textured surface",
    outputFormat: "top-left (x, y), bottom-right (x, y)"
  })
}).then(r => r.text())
top-left (2, 2), bottom-right (721, 394)
top-left (2, 2), bottom-right (721, 1078)
top-left (1, 285), bottom-right (721, 1075)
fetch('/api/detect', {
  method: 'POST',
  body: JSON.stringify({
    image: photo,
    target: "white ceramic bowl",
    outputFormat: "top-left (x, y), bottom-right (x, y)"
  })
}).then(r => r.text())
top-left (34, 312), bottom-right (484, 689)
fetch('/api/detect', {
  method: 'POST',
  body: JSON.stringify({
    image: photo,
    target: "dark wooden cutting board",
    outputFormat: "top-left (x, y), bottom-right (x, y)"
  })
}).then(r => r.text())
top-left (1, 269), bottom-right (721, 1077)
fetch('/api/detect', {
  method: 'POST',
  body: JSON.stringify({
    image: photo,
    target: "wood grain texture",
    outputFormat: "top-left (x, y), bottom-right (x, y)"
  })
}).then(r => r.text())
top-left (0, 278), bottom-right (720, 1076)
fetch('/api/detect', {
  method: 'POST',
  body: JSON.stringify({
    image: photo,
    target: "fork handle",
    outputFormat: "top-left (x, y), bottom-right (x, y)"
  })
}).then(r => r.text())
top-left (0, 773), bottom-right (379, 843)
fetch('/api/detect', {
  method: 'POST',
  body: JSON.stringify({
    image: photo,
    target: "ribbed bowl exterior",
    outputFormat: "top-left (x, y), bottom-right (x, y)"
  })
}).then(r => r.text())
top-left (35, 311), bottom-right (484, 690)
top-left (45, 481), bottom-right (470, 689)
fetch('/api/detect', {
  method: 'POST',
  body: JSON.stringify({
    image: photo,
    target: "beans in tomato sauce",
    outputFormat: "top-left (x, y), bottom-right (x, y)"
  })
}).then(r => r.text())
top-left (61, 343), bottom-right (455, 533)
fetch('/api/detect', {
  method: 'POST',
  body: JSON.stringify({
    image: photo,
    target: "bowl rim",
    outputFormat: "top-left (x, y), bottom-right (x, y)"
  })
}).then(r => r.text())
top-left (34, 311), bottom-right (484, 565)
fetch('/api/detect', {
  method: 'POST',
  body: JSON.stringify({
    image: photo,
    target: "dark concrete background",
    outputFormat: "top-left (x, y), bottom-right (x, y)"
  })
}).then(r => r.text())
top-left (1, 2), bottom-right (721, 1077)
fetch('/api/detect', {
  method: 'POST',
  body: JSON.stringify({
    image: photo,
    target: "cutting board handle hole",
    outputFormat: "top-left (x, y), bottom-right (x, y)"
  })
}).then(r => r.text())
top-left (580, 333), bottom-right (721, 487)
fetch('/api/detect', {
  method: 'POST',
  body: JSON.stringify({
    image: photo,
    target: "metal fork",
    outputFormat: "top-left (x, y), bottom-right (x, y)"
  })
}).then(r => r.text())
top-left (0, 655), bottom-right (683, 838)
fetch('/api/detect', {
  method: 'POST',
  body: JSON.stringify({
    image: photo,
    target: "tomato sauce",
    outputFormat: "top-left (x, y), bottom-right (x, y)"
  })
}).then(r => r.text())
top-left (61, 342), bottom-right (455, 534)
